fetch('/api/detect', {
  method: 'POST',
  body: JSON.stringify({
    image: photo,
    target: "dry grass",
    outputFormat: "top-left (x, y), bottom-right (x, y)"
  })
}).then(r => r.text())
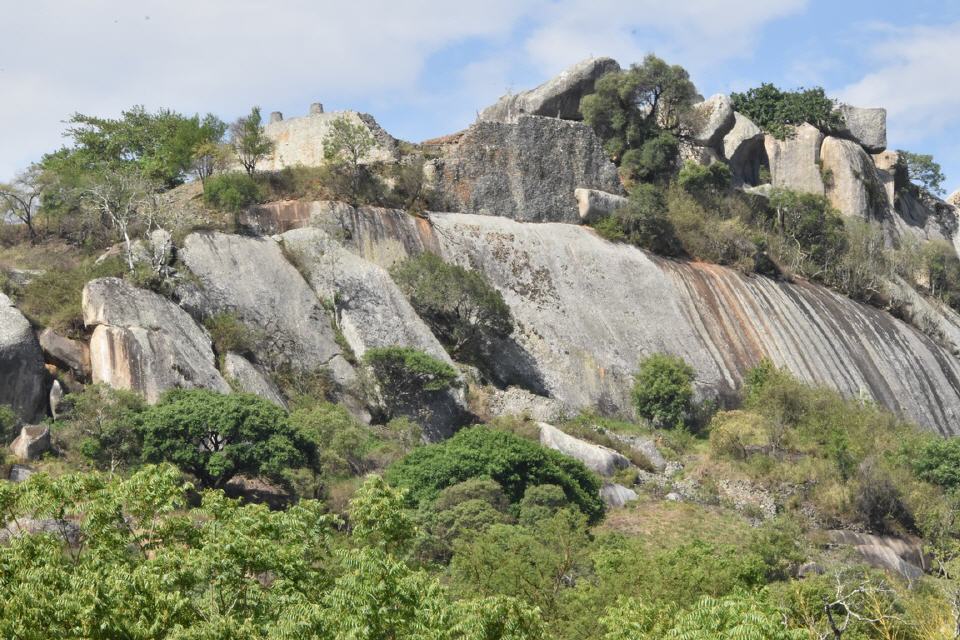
top-left (597, 497), bottom-right (753, 549)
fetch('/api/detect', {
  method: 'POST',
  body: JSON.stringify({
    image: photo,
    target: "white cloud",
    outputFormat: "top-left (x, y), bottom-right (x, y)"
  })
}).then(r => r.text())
top-left (840, 22), bottom-right (960, 144)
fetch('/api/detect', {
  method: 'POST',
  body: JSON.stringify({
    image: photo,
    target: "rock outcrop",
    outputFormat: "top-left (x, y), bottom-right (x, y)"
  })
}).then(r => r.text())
top-left (600, 483), bottom-right (639, 507)
top-left (828, 530), bottom-right (926, 580)
top-left (0, 293), bottom-right (46, 422)
top-left (222, 352), bottom-right (286, 408)
top-left (722, 113), bottom-right (765, 186)
top-left (83, 277), bottom-right (230, 402)
top-left (691, 94), bottom-right (735, 148)
top-left (833, 104), bottom-right (887, 153)
top-left (479, 57), bottom-right (620, 123)
top-left (764, 123), bottom-right (825, 195)
top-left (574, 188), bottom-right (628, 223)
top-left (429, 115), bottom-right (622, 223)
top-left (38, 328), bottom-right (91, 380)
top-left (258, 109), bottom-right (399, 171)
top-left (177, 232), bottom-right (355, 386)
top-left (538, 422), bottom-right (630, 476)
top-left (820, 136), bottom-right (887, 219)
top-left (10, 424), bottom-right (50, 461)
top-left (304, 206), bottom-right (960, 435)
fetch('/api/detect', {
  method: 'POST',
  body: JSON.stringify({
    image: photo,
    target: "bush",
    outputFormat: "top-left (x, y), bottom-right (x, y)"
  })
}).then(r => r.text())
top-left (204, 312), bottom-right (261, 359)
top-left (677, 161), bottom-right (732, 199)
top-left (61, 384), bottom-right (146, 471)
top-left (203, 172), bottom-right (263, 212)
top-left (730, 83), bottom-right (843, 139)
top-left (387, 425), bottom-right (604, 523)
top-left (708, 410), bottom-right (769, 460)
top-left (619, 132), bottom-right (679, 184)
top-left (632, 353), bottom-right (695, 429)
top-left (853, 459), bottom-right (915, 534)
top-left (517, 484), bottom-right (570, 526)
top-left (390, 253), bottom-right (513, 365)
top-left (137, 389), bottom-right (306, 489)
top-left (593, 183), bottom-right (681, 256)
top-left (0, 404), bottom-right (18, 445)
top-left (364, 346), bottom-right (459, 409)
top-left (913, 437), bottom-right (960, 490)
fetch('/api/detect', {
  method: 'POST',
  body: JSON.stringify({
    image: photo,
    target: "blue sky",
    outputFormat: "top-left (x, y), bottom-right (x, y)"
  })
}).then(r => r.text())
top-left (5, 1), bottom-right (960, 193)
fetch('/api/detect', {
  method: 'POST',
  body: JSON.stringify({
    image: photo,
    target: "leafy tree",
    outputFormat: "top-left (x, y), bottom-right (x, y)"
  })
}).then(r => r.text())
top-left (80, 164), bottom-right (158, 271)
top-left (620, 131), bottom-right (680, 185)
top-left (323, 115), bottom-right (376, 199)
top-left (387, 425), bottom-right (604, 523)
top-left (390, 253), bottom-right (513, 365)
top-left (678, 160), bottom-right (732, 199)
top-left (230, 106), bottom-right (275, 175)
top-left (632, 353), bottom-right (695, 428)
top-left (592, 183), bottom-right (681, 255)
top-left (64, 384), bottom-right (147, 472)
top-left (581, 54), bottom-right (699, 172)
top-left (898, 149), bottom-right (946, 195)
top-left (730, 83), bottom-right (843, 139)
top-left (0, 165), bottom-right (43, 241)
top-left (914, 437), bottom-right (960, 490)
top-left (136, 389), bottom-right (306, 489)
top-left (768, 188), bottom-right (848, 274)
top-left (364, 346), bottom-right (459, 413)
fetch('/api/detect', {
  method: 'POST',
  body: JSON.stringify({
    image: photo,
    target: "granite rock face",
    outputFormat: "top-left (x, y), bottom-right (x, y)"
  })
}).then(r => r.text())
top-left (0, 293), bottom-right (46, 422)
top-left (312, 206), bottom-right (960, 435)
top-left (431, 115), bottom-right (622, 223)
top-left (764, 123), bottom-right (825, 195)
top-left (691, 94), bottom-right (735, 148)
top-left (820, 136), bottom-right (887, 219)
top-left (38, 328), bottom-right (91, 380)
top-left (222, 352), bottom-right (286, 408)
top-left (722, 113), bottom-right (765, 186)
top-left (83, 278), bottom-right (229, 402)
top-left (479, 57), bottom-right (620, 123)
top-left (177, 232), bottom-right (354, 385)
top-left (574, 188), bottom-right (628, 223)
top-left (834, 104), bottom-right (887, 153)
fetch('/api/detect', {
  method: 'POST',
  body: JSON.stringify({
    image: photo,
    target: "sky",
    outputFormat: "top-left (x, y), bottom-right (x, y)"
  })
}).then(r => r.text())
top-left (4, 1), bottom-right (960, 192)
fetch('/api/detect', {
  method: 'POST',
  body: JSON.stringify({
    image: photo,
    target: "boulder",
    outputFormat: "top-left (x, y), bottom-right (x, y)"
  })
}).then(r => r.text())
top-left (872, 150), bottom-right (902, 206)
top-left (537, 422), bottom-right (630, 477)
top-left (820, 136), bottom-right (888, 219)
top-left (0, 293), bottom-right (46, 422)
top-left (722, 113), bottom-right (765, 186)
top-left (483, 386), bottom-right (570, 423)
top-left (10, 424), bottom-right (50, 460)
top-left (608, 433), bottom-right (667, 472)
top-left (691, 94), bottom-right (735, 148)
top-left (177, 232), bottom-right (354, 386)
top-left (600, 483), bottom-right (638, 508)
top-left (83, 278), bottom-right (230, 402)
top-left (574, 188), bottom-right (628, 224)
top-left (8, 464), bottom-right (35, 483)
top-left (49, 380), bottom-right (64, 420)
top-left (222, 352), bottom-right (286, 408)
top-left (479, 57), bottom-right (621, 122)
top-left (834, 104), bottom-right (887, 153)
top-left (948, 190), bottom-right (960, 208)
top-left (764, 123), bottom-right (825, 195)
top-left (431, 115), bottom-right (623, 223)
top-left (0, 518), bottom-right (81, 546)
top-left (38, 328), bottom-right (91, 380)
top-left (828, 530), bottom-right (927, 580)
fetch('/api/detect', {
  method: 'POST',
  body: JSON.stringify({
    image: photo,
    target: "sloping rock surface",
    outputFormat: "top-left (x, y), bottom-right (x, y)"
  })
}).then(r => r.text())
top-left (222, 352), bottom-right (286, 408)
top-left (431, 115), bottom-right (622, 223)
top-left (0, 293), bottom-right (45, 422)
top-left (83, 278), bottom-right (229, 402)
top-left (765, 123), bottom-right (825, 195)
top-left (479, 57), bottom-right (620, 122)
top-left (302, 205), bottom-right (960, 435)
top-left (828, 530), bottom-right (926, 580)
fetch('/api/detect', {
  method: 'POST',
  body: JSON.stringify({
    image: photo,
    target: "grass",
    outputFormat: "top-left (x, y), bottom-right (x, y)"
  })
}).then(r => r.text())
top-left (597, 497), bottom-right (754, 550)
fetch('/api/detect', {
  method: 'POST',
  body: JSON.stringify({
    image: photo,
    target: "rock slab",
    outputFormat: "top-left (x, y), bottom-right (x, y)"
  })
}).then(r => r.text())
top-left (0, 293), bottom-right (46, 422)
top-left (764, 123), bottom-right (825, 195)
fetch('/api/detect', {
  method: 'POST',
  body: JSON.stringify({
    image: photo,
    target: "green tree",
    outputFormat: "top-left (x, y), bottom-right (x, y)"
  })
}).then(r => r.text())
top-left (230, 106), bottom-right (275, 175)
top-left (592, 183), bottom-right (681, 255)
top-left (730, 83), bottom-right (843, 139)
top-left (136, 389), bottom-right (306, 489)
top-left (323, 115), bottom-right (377, 199)
top-left (364, 346), bottom-right (460, 414)
top-left (202, 171), bottom-right (263, 212)
top-left (898, 150), bottom-right (946, 195)
top-left (387, 425), bottom-right (604, 523)
top-left (914, 437), bottom-right (960, 490)
top-left (632, 353), bottom-right (695, 428)
top-left (768, 188), bottom-right (848, 274)
top-left (677, 160), bottom-right (732, 199)
top-left (390, 253), bottom-right (514, 365)
top-left (63, 384), bottom-right (147, 472)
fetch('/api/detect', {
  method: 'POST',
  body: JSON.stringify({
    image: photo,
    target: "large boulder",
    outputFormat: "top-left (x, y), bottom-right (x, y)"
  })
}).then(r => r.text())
top-left (257, 109), bottom-right (399, 171)
top-left (600, 483), bottom-right (639, 507)
top-left (827, 530), bottom-right (926, 580)
top-left (479, 57), bottom-right (620, 123)
top-left (820, 136), bottom-right (888, 219)
top-left (833, 104), bottom-right (887, 153)
top-left (222, 352), bottom-right (286, 408)
top-left (722, 113), bottom-right (765, 186)
top-left (316, 206), bottom-right (960, 435)
top-left (38, 328), bottom-right (91, 380)
top-left (177, 232), bottom-right (355, 385)
top-left (691, 94), bottom-right (735, 148)
top-left (82, 277), bottom-right (230, 402)
top-left (0, 293), bottom-right (46, 422)
top-left (574, 188), bottom-right (628, 224)
top-left (537, 422), bottom-right (630, 477)
top-left (764, 123), bottom-right (825, 195)
top-left (10, 424), bottom-right (50, 461)
top-left (430, 114), bottom-right (623, 223)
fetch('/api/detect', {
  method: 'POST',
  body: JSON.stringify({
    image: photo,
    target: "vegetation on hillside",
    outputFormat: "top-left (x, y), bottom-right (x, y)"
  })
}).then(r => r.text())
top-left (730, 83), bottom-right (844, 139)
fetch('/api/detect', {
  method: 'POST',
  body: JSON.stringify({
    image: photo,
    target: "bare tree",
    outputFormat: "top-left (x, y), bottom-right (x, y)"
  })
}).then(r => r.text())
top-left (0, 165), bottom-right (43, 242)
top-left (82, 168), bottom-right (156, 271)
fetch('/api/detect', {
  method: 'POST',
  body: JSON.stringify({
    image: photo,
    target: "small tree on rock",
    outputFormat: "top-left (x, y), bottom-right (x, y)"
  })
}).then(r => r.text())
top-left (230, 106), bottom-right (274, 175)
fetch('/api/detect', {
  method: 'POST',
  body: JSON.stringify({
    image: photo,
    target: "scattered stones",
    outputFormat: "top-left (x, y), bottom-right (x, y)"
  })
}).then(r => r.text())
top-left (10, 424), bottom-right (50, 461)
top-left (479, 57), bottom-right (621, 123)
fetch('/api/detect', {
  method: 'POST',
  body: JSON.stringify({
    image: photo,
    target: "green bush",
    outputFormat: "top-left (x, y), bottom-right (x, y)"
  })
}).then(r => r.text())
top-left (390, 253), bottom-right (513, 365)
top-left (387, 425), bottom-right (604, 523)
top-left (632, 353), bottom-right (695, 429)
top-left (913, 437), bottom-right (960, 489)
top-left (61, 384), bottom-right (147, 471)
top-left (204, 312), bottom-right (261, 360)
top-left (517, 484), bottom-right (569, 526)
top-left (898, 150), bottom-right (945, 195)
top-left (0, 404), bottom-right (18, 445)
top-left (203, 171), bottom-right (263, 211)
top-left (677, 161), bottom-right (732, 199)
top-left (708, 410), bottom-right (769, 460)
top-left (593, 183), bottom-right (681, 256)
top-left (137, 389), bottom-right (305, 489)
top-left (730, 83), bottom-right (843, 139)
top-left (619, 131), bottom-right (679, 184)
top-left (364, 346), bottom-right (459, 408)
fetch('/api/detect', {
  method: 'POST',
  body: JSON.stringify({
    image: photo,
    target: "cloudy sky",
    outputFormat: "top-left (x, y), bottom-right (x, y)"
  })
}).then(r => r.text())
top-left (4, 1), bottom-right (960, 192)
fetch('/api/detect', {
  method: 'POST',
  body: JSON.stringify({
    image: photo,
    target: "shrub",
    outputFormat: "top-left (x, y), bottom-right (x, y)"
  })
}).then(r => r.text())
top-left (137, 389), bottom-right (305, 489)
top-left (913, 437), bottom-right (960, 490)
top-left (632, 353), bottom-right (695, 429)
top-left (203, 172), bottom-right (263, 212)
top-left (390, 253), bottom-right (513, 365)
top-left (708, 410), bottom-right (769, 460)
top-left (387, 425), bottom-right (604, 523)
top-left (767, 189), bottom-right (847, 274)
top-left (730, 83), bottom-right (843, 139)
top-left (61, 384), bottom-right (146, 471)
top-left (433, 477), bottom-right (510, 513)
top-left (289, 402), bottom-right (372, 478)
top-left (593, 183), bottom-right (681, 256)
top-left (677, 161), bottom-right (732, 199)
top-left (204, 312), bottom-right (260, 359)
top-left (517, 484), bottom-right (570, 526)
top-left (619, 132), bottom-right (679, 184)
top-left (0, 405), bottom-right (17, 445)
top-left (364, 346), bottom-right (459, 409)
top-left (853, 459), bottom-right (915, 534)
